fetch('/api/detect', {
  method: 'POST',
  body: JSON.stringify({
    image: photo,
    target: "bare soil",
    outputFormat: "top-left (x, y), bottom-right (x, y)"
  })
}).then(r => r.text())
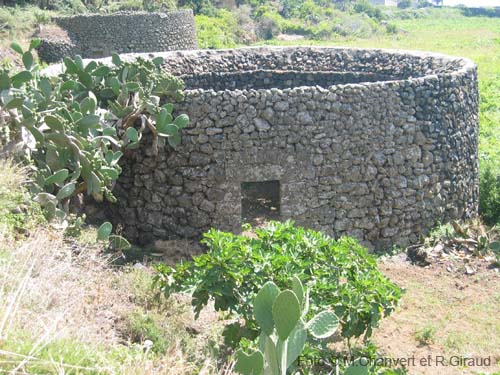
top-left (373, 254), bottom-right (500, 375)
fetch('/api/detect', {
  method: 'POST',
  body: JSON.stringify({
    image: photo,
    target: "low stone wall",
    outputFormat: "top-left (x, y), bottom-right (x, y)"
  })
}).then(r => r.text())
top-left (37, 10), bottom-right (197, 63)
top-left (101, 46), bottom-right (478, 250)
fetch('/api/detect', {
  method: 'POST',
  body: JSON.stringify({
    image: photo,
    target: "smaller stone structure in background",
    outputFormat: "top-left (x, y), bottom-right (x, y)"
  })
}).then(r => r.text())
top-left (37, 10), bottom-right (197, 63)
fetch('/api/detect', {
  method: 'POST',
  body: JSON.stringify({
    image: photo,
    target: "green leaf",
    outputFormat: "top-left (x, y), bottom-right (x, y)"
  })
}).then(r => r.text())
top-left (112, 53), bottom-right (121, 66)
top-left (5, 97), bottom-right (24, 109)
top-left (10, 42), bottom-right (23, 55)
top-left (286, 320), bottom-right (307, 368)
top-left (44, 201), bottom-right (56, 220)
top-left (163, 102), bottom-right (174, 113)
top-left (55, 208), bottom-right (67, 220)
top-left (45, 115), bottom-right (65, 132)
top-left (64, 57), bottom-right (79, 74)
top-left (109, 235), bottom-right (131, 250)
top-left (291, 276), bottom-right (305, 309)
top-left (344, 359), bottom-right (369, 375)
top-left (97, 221), bottom-right (113, 241)
top-left (157, 123), bottom-right (178, 137)
top-left (87, 171), bottom-right (101, 195)
top-left (173, 114), bottom-right (189, 129)
top-left (489, 241), bottom-right (500, 252)
top-left (56, 182), bottom-right (76, 200)
top-left (26, 125), bottom-right (44, 143)
top-left (45, 169), bottom-right (69, 186)
top-left (263, 336), bottom-right (279, 375)
top-left (74, 55), bottom-right (84, 71)
top-left (125, 82), bottom-right (140, 91)
top-left (100, 88), bottom-right (115, 99)
top-left (156, 108), bottom-right (168, 127)
top-left (167, 132), bottom-right (181, 147)
top-left (94, 65), bottom-right (111, 77)
top-left (272, 290), bottom-right (301, 340)
top-left (102, 127), bottom-right (117, 137)
top-left (110, 77), bottom-right (121, 96)
top-left (77, 114), bottom-right (100, 130)
top-left (29, 38), bottom-right (41, 50)
top-left (254, 281), bottom-right (280, 336)
top-left (60, 80), bottom-right (77, 91)
top-left (152, 56), bottom-right (164, 66)
top-left (100, 166), bottom-right (119, 180)
top-left (0, 72), bottom-right (10, 90)
top-left (126, 127), bottom-right (139, 142)
top-left (34, 192), bottom-right (57, 207)
top-left (11, 71), bottom-right (33, 86)
top-left (39, 77), bottom-right (52, 97)
top-left (78, 71), bottom-right (93, 89)
top-left (22, 51), bottom-right (34, 70)
top-left (306, 310), bottom-right (339, 339)
top-left (234, 349), bottom-right (264, 375)
top-left (84, 61), bottom-right (97, 73)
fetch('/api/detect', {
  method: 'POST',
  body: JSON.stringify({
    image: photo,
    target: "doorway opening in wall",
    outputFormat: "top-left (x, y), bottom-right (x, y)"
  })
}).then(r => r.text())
top-left (241, 180), bottom-right (280, 227)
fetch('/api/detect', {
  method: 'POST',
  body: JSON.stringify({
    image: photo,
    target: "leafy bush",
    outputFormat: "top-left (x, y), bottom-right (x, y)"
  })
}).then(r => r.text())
top-left (353, 0), bottom-right (383, 21)
top-left (195, 11), bottom-right (238, 49)
top-left (397, 0), bottom-right (412, 9)
top-left (122, 311), bottom-right (171, 354)
top-left (154, 221), bottom-right (402, 346)
top-left (255, 14), bottom-right (280, 40)
top-left (0, 41), bottom-right (188, 225)
top-left (479, 163), bottom-right (500, 225)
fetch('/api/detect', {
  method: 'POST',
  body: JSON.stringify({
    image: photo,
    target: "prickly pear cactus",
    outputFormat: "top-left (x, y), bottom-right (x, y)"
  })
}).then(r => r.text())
top-left (235, 275), bottom-right (345, 375)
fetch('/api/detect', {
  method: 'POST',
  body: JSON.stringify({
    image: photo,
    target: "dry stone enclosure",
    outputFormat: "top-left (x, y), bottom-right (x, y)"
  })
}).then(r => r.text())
top-left (37, 10), bottom-right (197, 63)
top-left (105, 46), bottom-right (479, 250)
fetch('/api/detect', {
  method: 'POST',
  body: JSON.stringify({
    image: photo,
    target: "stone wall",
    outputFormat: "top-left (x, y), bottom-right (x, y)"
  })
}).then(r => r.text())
top-left (37, 10), bottom-right (197, 63)
top-left (106, 47), bottom-right (478, 250)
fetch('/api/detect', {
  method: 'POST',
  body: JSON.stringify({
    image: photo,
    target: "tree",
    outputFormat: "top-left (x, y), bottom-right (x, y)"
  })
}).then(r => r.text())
top-left (398, 0), bottom-right (412, 9)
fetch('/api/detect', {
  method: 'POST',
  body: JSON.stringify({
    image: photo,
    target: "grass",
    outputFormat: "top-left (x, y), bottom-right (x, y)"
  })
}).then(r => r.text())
top-left (0, 161), bottom-right (229, 375)
top-left (414, 324), bottom-right (437, 346)
top-left (0, 159), bottom-right (44, 239)
top-left (0, 6), bottom-right (54, 52)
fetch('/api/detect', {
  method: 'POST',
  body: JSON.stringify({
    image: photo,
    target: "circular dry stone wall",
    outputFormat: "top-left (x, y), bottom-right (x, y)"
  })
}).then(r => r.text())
top-left (37, 10), bottom-right (197, 63)
top-left (102, 46), bottom-right (478, 250)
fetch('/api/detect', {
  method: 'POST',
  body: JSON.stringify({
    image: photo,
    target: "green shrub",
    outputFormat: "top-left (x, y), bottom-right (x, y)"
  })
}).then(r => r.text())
top-left (479, 163), bottom-right (500, 225)
top-left (154, 221), bottom-right (402, 346)
top-left (122, 311), bottom-right (170, 354)
top-left (386, 23), bottom-right (397, 34)
top-left (353, 0), bottom-right (383, 21)
top-left (195, 11), bottom-right (238, 49)
top-left (397, 0), bottom-right (412, 9)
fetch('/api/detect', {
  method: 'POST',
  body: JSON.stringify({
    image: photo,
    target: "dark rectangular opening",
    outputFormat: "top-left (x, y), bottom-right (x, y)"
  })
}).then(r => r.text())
top-left (241, 180), bottom-right (280, 226)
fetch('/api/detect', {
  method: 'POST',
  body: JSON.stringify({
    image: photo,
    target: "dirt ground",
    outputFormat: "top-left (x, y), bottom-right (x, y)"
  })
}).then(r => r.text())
top-left (373, 255), bottom-right (500, 375)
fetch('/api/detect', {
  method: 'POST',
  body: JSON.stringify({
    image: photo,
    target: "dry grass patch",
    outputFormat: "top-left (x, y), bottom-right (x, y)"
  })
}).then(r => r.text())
top-left (0, 227), bottom-right (228, 374)
top-left (373, 258), bottom-right (500, 375)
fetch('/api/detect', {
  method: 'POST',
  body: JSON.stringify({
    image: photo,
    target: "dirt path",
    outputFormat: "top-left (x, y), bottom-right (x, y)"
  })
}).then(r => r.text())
top-left (373, 256), bottom-right (500, 375)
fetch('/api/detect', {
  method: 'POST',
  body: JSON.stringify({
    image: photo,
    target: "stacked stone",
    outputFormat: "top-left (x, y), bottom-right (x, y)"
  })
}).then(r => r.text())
top-left (101, 46), bottom-right (478, 250)
top-left (37, 10), bottom-right (197, 62)
top-left (37, 39), bottom-right (80, 64)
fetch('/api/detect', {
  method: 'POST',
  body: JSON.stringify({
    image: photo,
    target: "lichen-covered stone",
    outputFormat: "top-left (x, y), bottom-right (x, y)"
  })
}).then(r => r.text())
top-left (90, 46), bottom-right (478, 250)
top-left (37, 10), bottom-right (197, 63)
